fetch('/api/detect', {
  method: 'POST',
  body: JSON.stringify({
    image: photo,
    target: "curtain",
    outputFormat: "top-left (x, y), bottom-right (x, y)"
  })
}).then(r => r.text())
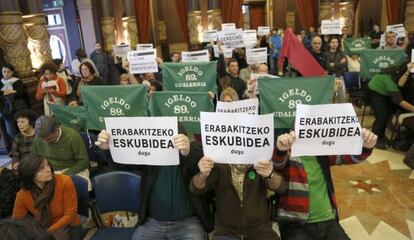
top-left (135, 0), bottom-right (150, 43)
top-left (294, 0), bottom-right (315, 30)
top-left (385, 0), bottom-right (401, 25)
top-left (175, 0), bottom-right (190, 45)
top-left (220, 0), bottom-right (243, 28)
top-left (353, 0), bottom-right (360, 12)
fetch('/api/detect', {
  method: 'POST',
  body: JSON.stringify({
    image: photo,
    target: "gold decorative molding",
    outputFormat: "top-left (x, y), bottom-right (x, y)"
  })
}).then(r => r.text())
top-left (207, 9), bottom-right (222, 30)
top-left (158, 21), bottom-right (167, 41)
top-left (405, 0), bottom-right (414, 32)
top-left (122, 16), bottom-right (138, 49)
top-left (266, 0), bottom-right (273, 27)
top-left (0, 12), bottom-right (32, 77)
top-left (286, 11), bottom-right (295, 30)
top-left (188, 11), bottom-right (202, 45)
top-left (100, 17), bottom-right (116, 51)
top-left (319, 2), bottom-right (332, 21)
top-left (23, 13), bottom-right (53, 69)
top-left (339, 2), bottom-right (354, 34)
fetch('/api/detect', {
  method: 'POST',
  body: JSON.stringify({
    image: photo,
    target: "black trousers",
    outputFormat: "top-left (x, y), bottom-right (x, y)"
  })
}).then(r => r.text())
top-left (279, 220), bottom-right (350, 240)
top-left (370, 91), bottom-right (393, 139)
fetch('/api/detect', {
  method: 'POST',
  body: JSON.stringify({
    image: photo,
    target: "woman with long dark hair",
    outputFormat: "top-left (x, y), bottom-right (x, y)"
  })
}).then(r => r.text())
top-left (12, 154), bottom-right (81, 240)
top-left (0, 63), bottom-right (29, 141)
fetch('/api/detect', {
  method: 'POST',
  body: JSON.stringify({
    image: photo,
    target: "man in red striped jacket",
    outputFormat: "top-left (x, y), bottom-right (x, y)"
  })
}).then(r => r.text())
top-left (272, 128), bottom-right (378, 240)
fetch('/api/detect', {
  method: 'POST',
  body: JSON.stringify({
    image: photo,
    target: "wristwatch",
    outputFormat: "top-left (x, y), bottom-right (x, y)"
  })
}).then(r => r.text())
top-left (266, 171), bottom-right (275, 179)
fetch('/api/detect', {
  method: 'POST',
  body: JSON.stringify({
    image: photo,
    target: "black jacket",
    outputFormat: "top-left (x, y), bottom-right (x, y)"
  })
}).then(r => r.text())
top-left (102, 141), bottom-right (215, 232)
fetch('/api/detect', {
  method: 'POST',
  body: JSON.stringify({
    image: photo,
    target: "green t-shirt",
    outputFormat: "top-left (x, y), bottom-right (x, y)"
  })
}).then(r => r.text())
top-left (301, 156), bottom-right (336, 223)
top-left (148, 166), bottom-right (194, 221)
top-left (31, 126), bottom-right (89, 175)
top-left (368, 73), bottom-right (400, 96)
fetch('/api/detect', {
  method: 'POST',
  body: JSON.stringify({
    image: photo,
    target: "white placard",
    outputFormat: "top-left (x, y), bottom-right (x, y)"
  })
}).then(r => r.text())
top-left (291, 104), bottom-right (363, 157)
top-left (411, 49), bottom-right (414, 73)
top-left (214, 45), bottom-right (233, 58)
top-left (105, 117), bottom-right (179, 166)
top-left (216, 98), bottom-right (259, 115)
top-left (136, 43), bottom-right (153, 50)
top-left (181, 50), bottom-right (210, 62)
top-left (202, 30), bottom-right (218, 42)
top-left (258, 26), bottom-right (270, 36)
top-left (222, 23), bottom-right (236, 30)
top-left (113, 44), bottom-right (130, 64)
top-left (200, 112), bottom-right (274, 164)
top-left (127, 49), bottom-right (158, 74)
top-left (321, 19), bottom-right (342, 35)
top-left (243, 30), bottom-right (258, 49)
top-left (386, 24), bottom-right (406, 38)
top-left (243, 30), bottom-right (257, 43)
top-left (218, 29), bottom-right (244, 48)
top-left (223, 48), bottom-right (234, 58)
top-left (250, 73), bottom-right (279, 94)
top-left (379, 33), bottom-right (385, 47)
top-left (246, 47), bottom-right (268, 65)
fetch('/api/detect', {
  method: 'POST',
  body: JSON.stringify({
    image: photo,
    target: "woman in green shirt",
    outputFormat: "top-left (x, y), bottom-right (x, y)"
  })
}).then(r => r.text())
top-left (368, 65), bottom-right (414, 149)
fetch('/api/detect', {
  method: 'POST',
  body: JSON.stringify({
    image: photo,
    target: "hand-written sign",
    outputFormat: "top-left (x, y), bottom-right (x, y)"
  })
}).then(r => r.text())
top-left (127, 49), bottom-right (158, 74)
top-left (321, 19), bottom-right (342, 35)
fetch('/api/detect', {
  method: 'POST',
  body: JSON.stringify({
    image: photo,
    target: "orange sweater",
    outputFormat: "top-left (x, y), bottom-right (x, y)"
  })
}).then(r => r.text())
top-left (12, 174), bottom-right (81, 233)
top-left (35, 75), bottom-right (67, 101)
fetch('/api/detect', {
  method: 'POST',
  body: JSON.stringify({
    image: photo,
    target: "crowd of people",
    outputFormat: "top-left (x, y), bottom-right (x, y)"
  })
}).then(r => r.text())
top-left (0, 22), bottom-right (413, 240)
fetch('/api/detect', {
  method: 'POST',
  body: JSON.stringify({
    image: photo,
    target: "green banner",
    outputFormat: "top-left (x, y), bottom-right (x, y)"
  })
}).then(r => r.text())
top-left (162, 61), bottom-right (217, 93)
top-left (259, 76), bottom-right (334, 129)
top-left (81, 85), bottom-right (148, 130)
top-left (149, 91), bottom-right (214, 133)
top-left (343, 37), bottom-right (371, 55)
top-left (49, 104), bottom-right (87, 131)
top-left (360, 49), bottom-right (407, 79)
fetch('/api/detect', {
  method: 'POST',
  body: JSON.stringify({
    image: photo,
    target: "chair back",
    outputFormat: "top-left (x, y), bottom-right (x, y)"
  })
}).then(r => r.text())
top-left (70, 175), bottom-right (89, 217)
top-left (92, 171), bottom-right (141, 214)
top-left (343, 72), bottom-right (360, 90)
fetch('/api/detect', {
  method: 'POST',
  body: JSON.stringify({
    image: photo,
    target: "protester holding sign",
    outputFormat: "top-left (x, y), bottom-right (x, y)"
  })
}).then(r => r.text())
top-left (191, 155), bottom-right (285, 240)
top-left (378, 31), bottom-right (398, 50)
top-left (95, 128), bottom-right (214, 239)
top-left (36, 63), bottom-right (67, 116)
top-left (368, 65), bottom-right (414, 149)
top-left (272, 128), bottom-right (377, 240)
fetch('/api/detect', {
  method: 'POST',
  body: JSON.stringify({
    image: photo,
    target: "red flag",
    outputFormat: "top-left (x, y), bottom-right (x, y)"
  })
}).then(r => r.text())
top-left (278, 28), bottom-right (326, 77)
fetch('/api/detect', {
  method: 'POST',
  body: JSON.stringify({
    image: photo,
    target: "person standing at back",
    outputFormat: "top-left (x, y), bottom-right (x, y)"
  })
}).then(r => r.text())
top-left (90, 43), bottom-right (108, 84)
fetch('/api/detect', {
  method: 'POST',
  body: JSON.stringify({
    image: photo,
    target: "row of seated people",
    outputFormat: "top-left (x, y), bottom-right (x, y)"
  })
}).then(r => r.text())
top-left (1, 109), bottom-right (378, 240)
